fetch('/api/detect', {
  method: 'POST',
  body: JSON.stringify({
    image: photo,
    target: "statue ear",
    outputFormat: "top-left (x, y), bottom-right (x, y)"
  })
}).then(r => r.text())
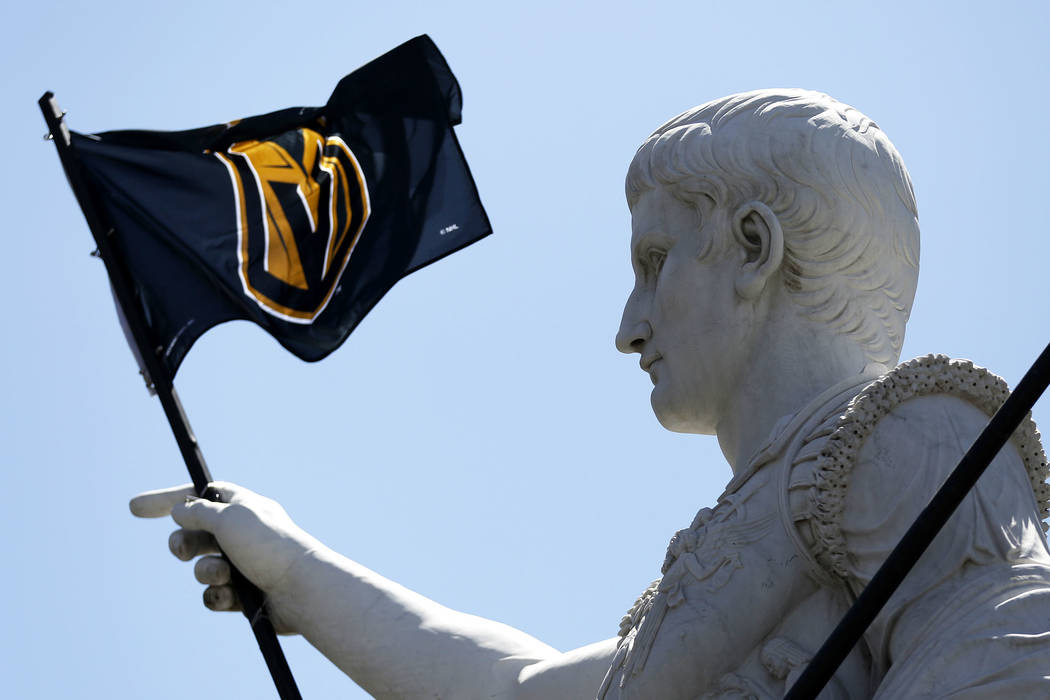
top-left (731, 201), bottom-right (784, 300)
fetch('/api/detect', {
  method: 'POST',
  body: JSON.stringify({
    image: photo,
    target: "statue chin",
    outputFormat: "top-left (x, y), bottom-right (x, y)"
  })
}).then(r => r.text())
top-left (651, 394), bottom-right (716, 436)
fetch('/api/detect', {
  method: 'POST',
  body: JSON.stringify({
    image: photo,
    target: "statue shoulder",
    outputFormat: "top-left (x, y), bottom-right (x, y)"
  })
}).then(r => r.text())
top-left (808, 354), bottom-right (1050, 581)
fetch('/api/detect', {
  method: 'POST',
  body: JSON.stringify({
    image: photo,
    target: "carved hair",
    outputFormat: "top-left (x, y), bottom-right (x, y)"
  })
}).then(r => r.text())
top-left (626, 89), bottom-right (920, 366)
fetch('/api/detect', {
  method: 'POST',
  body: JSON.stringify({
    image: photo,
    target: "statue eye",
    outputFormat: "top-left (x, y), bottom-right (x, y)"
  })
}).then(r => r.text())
top-left (648, 249), bottom-right (667, 275)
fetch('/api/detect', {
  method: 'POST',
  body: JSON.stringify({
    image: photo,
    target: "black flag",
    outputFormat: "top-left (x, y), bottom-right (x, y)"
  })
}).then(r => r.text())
top-left (69, 34), bottom-right (490, 376)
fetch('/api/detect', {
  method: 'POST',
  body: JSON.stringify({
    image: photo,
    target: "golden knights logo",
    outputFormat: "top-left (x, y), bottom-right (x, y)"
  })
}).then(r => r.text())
top-left (214, 128), bottom-right (370, 323)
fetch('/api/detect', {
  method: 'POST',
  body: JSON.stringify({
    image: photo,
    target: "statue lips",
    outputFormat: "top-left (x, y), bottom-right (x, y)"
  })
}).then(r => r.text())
top-left (641, 353), bottom-right (662, 384)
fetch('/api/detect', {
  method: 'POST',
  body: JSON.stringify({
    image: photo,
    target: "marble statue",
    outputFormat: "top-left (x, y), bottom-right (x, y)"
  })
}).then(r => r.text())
top-left (131, 89), bottom-right (1050, 698)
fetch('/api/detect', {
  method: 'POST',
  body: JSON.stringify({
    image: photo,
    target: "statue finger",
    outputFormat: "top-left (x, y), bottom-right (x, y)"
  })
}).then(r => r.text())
top-left (202, 481), bottom-right (254, 504)
top-left (194, 555), bottom-right (231, 585)
top-left (129, 484), bottom-right (195, 518)
top-left (170, 496), bottom-right (227, 532)
top-left (203, 584), bottom-right (241, 612)
top-left (168, 529), bottom-right (220, 561)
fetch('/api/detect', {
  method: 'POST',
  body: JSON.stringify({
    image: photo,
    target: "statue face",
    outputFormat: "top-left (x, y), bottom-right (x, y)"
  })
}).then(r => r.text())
top-left (616, 186), bottom-right (753, 435)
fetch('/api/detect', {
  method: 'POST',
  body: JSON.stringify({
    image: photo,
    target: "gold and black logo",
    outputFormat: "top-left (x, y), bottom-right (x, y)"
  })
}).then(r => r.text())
top-left (215, 128), bottom-right (370, 322)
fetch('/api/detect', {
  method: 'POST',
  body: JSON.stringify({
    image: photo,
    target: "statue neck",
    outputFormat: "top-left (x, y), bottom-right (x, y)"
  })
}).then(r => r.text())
top-left (715, 314), bottom-right (881, 476)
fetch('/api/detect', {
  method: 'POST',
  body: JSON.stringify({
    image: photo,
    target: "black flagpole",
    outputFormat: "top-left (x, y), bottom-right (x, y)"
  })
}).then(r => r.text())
top-left (39, 92), bottom-right (303, 700)
top-left (784, 340), bottom-right (1050, 699)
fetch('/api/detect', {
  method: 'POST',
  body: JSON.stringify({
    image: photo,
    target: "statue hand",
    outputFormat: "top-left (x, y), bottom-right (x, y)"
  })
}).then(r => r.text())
top-left (129, 482), bottom-right (318, 634)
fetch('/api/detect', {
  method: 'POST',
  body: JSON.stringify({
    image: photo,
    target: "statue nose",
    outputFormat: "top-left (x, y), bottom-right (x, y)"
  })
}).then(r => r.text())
top-left (616, 320), bottom-right (652, 354)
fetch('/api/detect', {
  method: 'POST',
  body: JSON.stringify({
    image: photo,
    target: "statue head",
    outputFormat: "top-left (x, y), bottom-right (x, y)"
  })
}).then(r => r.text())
top-left (616, 89), bottom-right (920, 435)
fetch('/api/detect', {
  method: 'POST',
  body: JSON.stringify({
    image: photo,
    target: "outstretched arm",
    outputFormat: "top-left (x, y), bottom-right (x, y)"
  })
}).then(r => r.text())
top-left (130, 482), bottom-right (616, 700)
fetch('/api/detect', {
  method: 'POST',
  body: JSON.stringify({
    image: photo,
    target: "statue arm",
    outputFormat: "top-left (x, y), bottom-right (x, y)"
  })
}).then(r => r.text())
top-left (277, 543), bottom-right (618, 699)
top-left (131, 482), bottom-right (617, 700)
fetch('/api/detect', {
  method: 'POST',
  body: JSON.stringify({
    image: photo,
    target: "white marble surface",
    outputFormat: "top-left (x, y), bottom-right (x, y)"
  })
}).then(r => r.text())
top-left (131, 90), bottom-right (1050, 699)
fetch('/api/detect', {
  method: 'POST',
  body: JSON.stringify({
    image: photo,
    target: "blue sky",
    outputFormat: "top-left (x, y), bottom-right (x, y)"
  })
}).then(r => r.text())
top-left (3, 1), bottom-right (1048, 697)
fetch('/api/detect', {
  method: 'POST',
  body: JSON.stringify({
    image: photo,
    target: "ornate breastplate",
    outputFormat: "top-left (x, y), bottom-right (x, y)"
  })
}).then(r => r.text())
top-left (599, 357), bottom-right (1050, 700)
top-left (624, 494), bottom-right (774, 670)
top-left (598, 475), bottom-right (792, 699)
top-left (598, 372), bottom-right (884, 699)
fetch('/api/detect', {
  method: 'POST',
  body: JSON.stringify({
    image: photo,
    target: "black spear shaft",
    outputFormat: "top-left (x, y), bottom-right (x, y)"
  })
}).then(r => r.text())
top-left (785, 340), bottom-right (1050, 699)
top-left (39, 92), bottom-right (303, 700)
